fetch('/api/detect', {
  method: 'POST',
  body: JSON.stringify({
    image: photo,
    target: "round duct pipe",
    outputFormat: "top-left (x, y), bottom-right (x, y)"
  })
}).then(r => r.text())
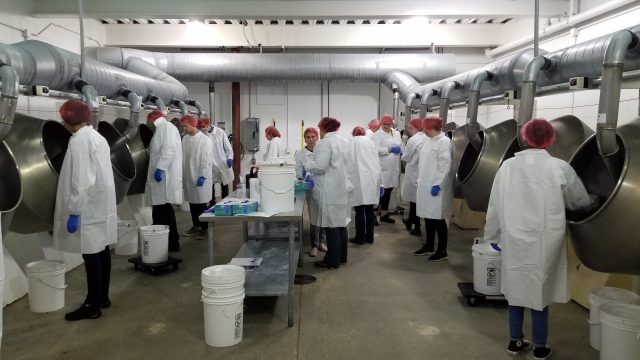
top-left (448, 124), bottom-right (484, 199)
top-left (0, 141), bottom-right (22, 237)
top-left (113, 118), bottom-right (153, 195)
top-left (97, 121), bottom-right (136, 203)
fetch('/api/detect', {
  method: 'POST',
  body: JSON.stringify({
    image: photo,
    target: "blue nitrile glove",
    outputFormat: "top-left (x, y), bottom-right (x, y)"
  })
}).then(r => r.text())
top-left (208, 126), bottom-right (214, 134)
top-left (67, 214), bottom-right (79, 233)
top-left (305, 174), bottom-right (315, 189)
top-left (227, 159), bottom-right (233, 168)
top-left (430, 185), bottom-right (441, 196)
top-left (490, 243), bottom-right (502, 252)
top-left (380, 187), bottom-right (385, 197)
top-left (154, 168), bottom-right (164, 182)
top-left (301, 167), bottom-right (307, 179)
top-left (390, 146), bottom-right (402, 154)
top-left (196, 176), bottom-right (206, 186)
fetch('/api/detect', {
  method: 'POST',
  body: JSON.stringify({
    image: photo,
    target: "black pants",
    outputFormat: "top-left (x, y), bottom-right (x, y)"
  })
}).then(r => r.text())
top-left (82, 246), bottom-right (111, 305)
top-left (354, 205), bottom-right (375, 243)
top-left (189, 203), bottom-right (208, 230)
top-left (425, 218), bottom-right (448, 253)
top-left (409, 202), bottom-right (421, 229)
top-left (323, 227), bottom-right (348, 267)
top-left (379, 187), bottom-right (393, 211)
top-left (210, 184), bottom-right (230, 207)
top-left (152, 203), bottom-right (180, 251)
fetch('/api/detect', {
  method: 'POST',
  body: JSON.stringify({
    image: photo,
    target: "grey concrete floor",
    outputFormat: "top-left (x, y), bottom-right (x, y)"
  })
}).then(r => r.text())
top-left (2, 208), bottom-right (599, 360)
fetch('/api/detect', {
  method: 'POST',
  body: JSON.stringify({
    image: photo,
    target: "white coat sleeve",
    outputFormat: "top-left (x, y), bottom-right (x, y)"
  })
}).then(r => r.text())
top-left (483, 169), bottom-right (502, 244)
top-left (221, 129), bottom-right (234, 159)
top-left (199, 138), bottom-right (212, 178)
top-left (432, 140), bottom-right (452, 186)
top-left (157, 129), bottom-right (178, 171)
top-left (561, 164), bottom-right (593, 210)
top-left (267, 139), bottom-right (280, 158)
top-left (304, 141), bottom-right (330, 175)
top-left (375, 133), bottom-right (390, 156)
top-left (401, 138), bottom-right (415, 163)
top-left (68, 144), bottom-right (96, 215)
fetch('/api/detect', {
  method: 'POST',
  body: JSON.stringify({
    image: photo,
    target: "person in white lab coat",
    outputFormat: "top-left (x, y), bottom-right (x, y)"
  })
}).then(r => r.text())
top-left (181, 115), bottom-right (213, 240)
top-left (197, 117), bottom-right (234, 204)
top-left (303, 117), bottom-right (353, 269)
top-left (264, 126), bottom-right (286, 160)
top-left (483, 119), bottom-right (597, 359)
top-left (294, 127), bottom-right (327, 257)
top-left (53, 99), bottom-right (117, 321)
top-left (365, 118), bottom-right (380, 138)
top-left (349, 126), bottom-right (381, 244)
top-left (415, 116), bottom-right (453, 262)
top-left (372, 115), bottom-right (402, 223)
top-left (145, 110), bottom-right (183, 252)
top-left (401, 118), bottom-right (428, 236)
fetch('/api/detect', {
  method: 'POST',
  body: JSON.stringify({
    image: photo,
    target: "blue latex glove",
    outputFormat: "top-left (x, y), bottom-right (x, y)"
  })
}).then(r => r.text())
top-left (154, 168), bottom-right (164, 182)
top-left (67, 214), bottom-right (79, 233)
top-left (390, 146), bottom-right (402, 154)
top-left (380, 187), bottom-right (385, 197)
top-left (226, 159), bottom-right (233, 168)
top-left (301, 167), bottom-right (307, 179)
top-left (430, 185), bottom-right (441, 196)
top-left (196, 176), bottom-right (206, 186)
top-left (305, 174), bottom-right (315, 189)
top-left (490, 243), bottom-right (502, 252)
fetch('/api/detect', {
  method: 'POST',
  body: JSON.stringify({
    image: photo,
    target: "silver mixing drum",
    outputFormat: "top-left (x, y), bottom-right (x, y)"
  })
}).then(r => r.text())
top-left (0, 141), bottom-right (22, 237)
top-left (113, 118), bottom-right (153, 195)
top-left (97, 121), bottom-right (136, 203)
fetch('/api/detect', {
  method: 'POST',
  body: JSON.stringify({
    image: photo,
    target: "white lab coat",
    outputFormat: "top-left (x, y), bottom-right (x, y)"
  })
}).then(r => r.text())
top-left (483, 149), bottom-right (593, 311)
top-left (295, 147), bottom-right (321, 226)
top-left (416, 133), bottom-right (453, 220)
top-left (365, 128), bottom-right (374, 138)
top-left (182, 132), bottom-right (213, 204)
top-left (145, 117), bottom-right (183, 205)
top-left (303, 132), bottom-right (353, 227)
top-left (264, 136), bottom-right (286, 160)
top-left (350, 136), bottom-right (381, 207)
top-left (401, 132), bottom-right (428, 203)
top-left (207, 126), bottom-right (234, 186)
top-left (53, 126), bottom-right (117, 254)
top-left (372, 129), bottom-right (402, 188)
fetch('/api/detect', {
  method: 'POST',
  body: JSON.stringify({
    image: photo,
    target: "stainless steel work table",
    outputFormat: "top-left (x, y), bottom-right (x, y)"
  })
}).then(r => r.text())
top-left (199, 189), bottom-right (305, 327)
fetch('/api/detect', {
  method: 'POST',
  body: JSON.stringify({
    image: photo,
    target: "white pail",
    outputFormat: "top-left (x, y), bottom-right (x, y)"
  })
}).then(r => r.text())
top-left (599, 303), bottom-right (640, 360)
top-left (201, 265), bottom-right (245, 347)
top-left (25, 260), bottom-right (66, 313)
top-left (140, 225), bottom-right (169, 264)
top-left (180, 202), bottom-right (190, 212)
top-left (116, 220), bottom-right (139, 256)
top-left (258, 166), bottom-right (295, 214)
top-left (472, 243), bottom-right (502, 295)
top-left (589, 287), bottom-right (639, 350)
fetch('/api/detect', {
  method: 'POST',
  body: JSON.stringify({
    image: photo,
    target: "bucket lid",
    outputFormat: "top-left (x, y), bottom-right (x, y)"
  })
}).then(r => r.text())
top-left (600, 303), bottom-right (640, 329)
top-left (25, 260), bottom-right (65, 275)
top-left (202, 265), bottom-right (245, 284)
top-left (589, 287), bottom-right (639, 307)
top-left (472, 243), bottom-right (501, 257)
top-left (140, 225), bottom-right (169, 232)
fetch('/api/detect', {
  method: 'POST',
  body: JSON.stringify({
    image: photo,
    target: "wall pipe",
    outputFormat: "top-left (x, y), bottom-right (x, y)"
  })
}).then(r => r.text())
top-left (185, 99), bottom-right (204, 117)
top-left (516, 56), bottom-right (552, 147)
top-left (110, 88), bottom-right (141, 152)
top-left (146, 95), bottom-right (166, 111)
top-left (0, 64), bottom-right (18, 141)
top-left (465, 71), bottom-right (493, 150)
top-left (404, 92), bottom-right (419, 130)
top-left (208, 83), bottom-right (215, 123)
top-left (419, 89), bottom-right (437, 119)
top-left (392, 89), bottom-right (400, 123)
top-left (437, 81), bottom-right (461, 124)
top-left (231, 82), bottom-right (240, 186)
top-left (170, 98), bottom-right (188, 116)
top-left (73, 78), bottom-right (99, 127)
top-left (534, 0), bottom-right (540, 57)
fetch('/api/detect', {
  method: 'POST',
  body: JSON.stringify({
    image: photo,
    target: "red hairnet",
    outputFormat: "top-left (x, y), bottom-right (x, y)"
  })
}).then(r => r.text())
top-left (265, 126), bottom-right (281, 138)
top-left (422, 116), bottom-right (444, 131)
top-left (318, 117), bottom-right (341, 132)
top-left (59, 99), bottom-right (91, 126)
top-left (381, 115), bottom-right (394, 125)
top-left (368, 119), bottom-right (381, 131)
top-left (521, 118), bottom-right (556, 149)
top-left (409, 118), bottom-right (423, 131)
top-left (303, 127), bottom-right (319, 138)
top-left (352, 126), bottom-right (366, 136)
top-left (180, 115), bottom-right (197, 127)
top-left (197, 117), bottom-right (211, 128)
top-left (147, 110), bottom-right (166, 123)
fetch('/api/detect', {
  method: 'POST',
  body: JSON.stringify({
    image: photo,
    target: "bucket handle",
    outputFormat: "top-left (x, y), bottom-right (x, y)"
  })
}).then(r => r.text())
top-left (201, 288), bottom-right (218, 302)
top-left (37, 277), bottom-right (67, 291)
top-left (260, 182), bottom-right (294, 194)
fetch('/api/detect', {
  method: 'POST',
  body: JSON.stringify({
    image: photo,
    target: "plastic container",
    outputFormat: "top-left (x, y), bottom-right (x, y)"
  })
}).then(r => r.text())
top-left (139, 225), bottom-right (169, 264)
top-left (201, 265), bottom-right (245, 347)
top-left (589, 287), bottom-right (639, 350)
top-left (115, 220), bottom-right (139, 256)
top-left (472, 242), bottom-right (502, 295)
top-left (599, 303), bottom-right (640, 360)
top-left (25, 260), bottom-right (66, 313)
top-left (258, 165), bottom-right (295, 214)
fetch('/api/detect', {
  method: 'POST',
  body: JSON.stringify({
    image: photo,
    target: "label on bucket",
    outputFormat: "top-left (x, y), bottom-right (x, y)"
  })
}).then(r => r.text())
top-left (486, 266), bottom-right (497, 287)
top-left (143, 240), bottom-right (149, 256)
top-left (235, 311), bottom-right (242, 340)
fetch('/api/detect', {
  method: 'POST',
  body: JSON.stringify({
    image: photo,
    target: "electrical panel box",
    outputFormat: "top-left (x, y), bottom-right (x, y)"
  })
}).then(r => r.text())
top-left (242, 117), bottom-right (260, 152)
top-left (569, 77), bottom-right (590, 90)
top-left (29, 85), bottom-right (49, 96)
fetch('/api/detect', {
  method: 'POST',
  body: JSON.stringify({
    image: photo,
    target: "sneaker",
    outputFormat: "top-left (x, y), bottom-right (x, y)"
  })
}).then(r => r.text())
top-left (428, 251), bottom-right (448, 262)
top-left (507, 339), bottom-right (530, 355)
top-left (314, 261), bottom-right (338, 270)
top-left (380, 214), bottom-right (395, 223)
top-left (533, 346), bottom-right (552, 360)
top-left (409, 228), bottom-right (422, 236)
top-left (318, 243), bottom-right (328, 252)
top-left (195, 229), bottom-right (208, 240)
top-left (349, 238), bottom-right (365, 245)
top-left (414, 245), bottom-right (435, 256)
top-left (182, 227), bottom-right (200, 237)
top-left (309, 247), bottom-right (318, 257)
top-left (65, 303), bottom-right (102, 321)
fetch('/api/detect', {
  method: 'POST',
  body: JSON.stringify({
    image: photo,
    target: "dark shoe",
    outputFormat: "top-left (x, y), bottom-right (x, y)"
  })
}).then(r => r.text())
top-left (533, 346), bottom-right (552, 360)
top-left (195, 229), bottom-right (208, 240)
top-left (507, 339), bottom-right (530, 355)
top-left (318, 243), bottom-right (328, 252)
top-left (402, 217), bottom-right (411, 230)
top-left (373, 218), bottom-right (379, 226)
top-left (168, 245), bottom-right (180, 252)
top-left (409, 228), bottom-right (422, 236)
top-left (65, 303), bottom-right (102, 321)
top-left (349, 238), bottom-right (365, 244)
top-left (100, 298), bottom-right (111, 309)
top-left (414, 245), bottom-right (435, 256)
top-left (365, 239), bottom-right (374, 244)
top-left (314, 261), bottom-right (338, 270)
top-left (428, 251), bottom-right (448, 262)
top-left (380, 214), bottom-right (395, 223)
top-left (182, 227), bottom-right (200, 237)
top-left (309, 247), bottom-right (318, 257)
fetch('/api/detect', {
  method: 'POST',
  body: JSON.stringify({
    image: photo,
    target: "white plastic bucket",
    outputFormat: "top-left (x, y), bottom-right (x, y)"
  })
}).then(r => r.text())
top-left (116, 220), bottom-right (139, 256)
top-left (472, 243), bottom-right (502, 295)
top-left (589, 287), bottom-right (639, 350)
top-left (140, 225), bottom-right (169, 264)
top-left (599, 303), bottom-right (640, 360)
top-left (25, 260), bottom-right (66, 313)
top-left (258, 166), bottom-right (295, 214)
top-left (179, 202), bottom-right (190, 212)
top-left (201, 265), bottom-right (245, 347)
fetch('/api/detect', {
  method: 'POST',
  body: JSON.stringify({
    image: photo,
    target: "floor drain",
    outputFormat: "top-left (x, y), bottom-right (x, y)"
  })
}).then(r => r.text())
top-left (294, 274), bottom-right (317, 285)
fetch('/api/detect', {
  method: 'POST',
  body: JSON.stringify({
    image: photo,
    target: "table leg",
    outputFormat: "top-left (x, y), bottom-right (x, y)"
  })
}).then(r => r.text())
top-left (243, 221), bottom-right (248, 242)
top-left (288, 220), bottom-right (295, 327)
top-left (298, 219), bottom-right (303, 268)
top-left (208, 222), bottom-right (215, 266)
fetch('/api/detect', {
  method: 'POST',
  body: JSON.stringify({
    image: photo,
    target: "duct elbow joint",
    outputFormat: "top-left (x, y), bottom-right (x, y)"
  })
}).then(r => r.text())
top-left (523, 56), bottom-right (551, 82)
top-left (604, 30), bottom-right (638, 65)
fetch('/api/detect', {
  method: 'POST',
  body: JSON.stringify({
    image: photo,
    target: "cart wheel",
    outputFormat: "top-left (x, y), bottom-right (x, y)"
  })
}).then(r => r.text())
top-left (467, 297), bottom-right (478, 307)
top-left (150, 268), bottom-right (156, 276)
top-left (134, 264), bottom-right (139, 271)
top-left (172, 264), bottom-right (178, 271)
